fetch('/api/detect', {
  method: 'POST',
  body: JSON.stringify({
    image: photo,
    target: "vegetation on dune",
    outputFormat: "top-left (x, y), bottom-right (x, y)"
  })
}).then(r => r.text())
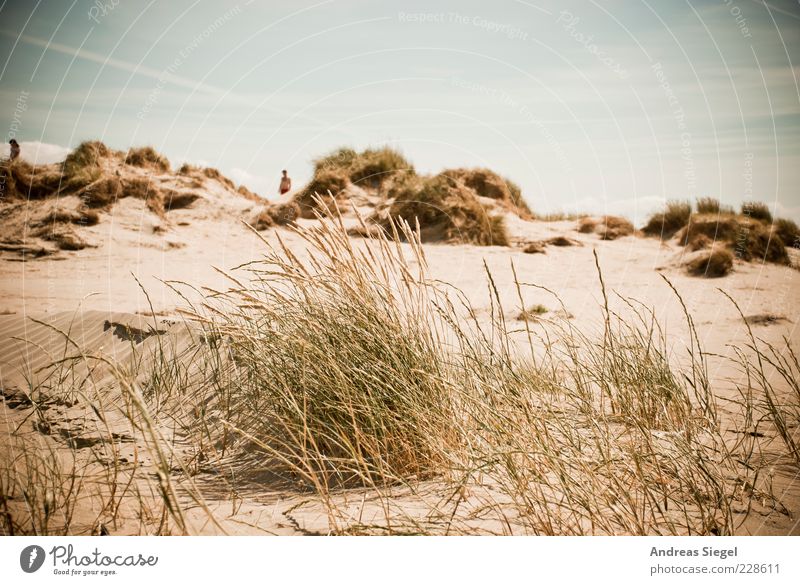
top-left (642, 200), bottom-right (692, 238)
top-left (641, 198), bottom-right (796, 271)
top-left (256, 201), bottom-right (300, 229)
top-left (294, 146), bottom-right (417, 218)
top-left (310, 145), bottom-right (415, 188)
top-left (385, 173), bottom-right (510, 246)
top-left (686, 246), bottom-right (734, 278)
top-left (4, 217), bottom-right (797, 535)
top-left (124, 146), bottom-right (170, 172)
top-left (696, 197), bottom-right (734, 215)
top-left (741, 201), bottom-right (773, 223)
top-left (294, 169), bottom-right (349, 219)
top-left (577, 216), bottom-right (635, 240)
top-left (441, 167), bottom-right (532, 218)
top-left (679, 214), bottom-right (788, 265)
top-left (774, 218), bottom-right (799, 248)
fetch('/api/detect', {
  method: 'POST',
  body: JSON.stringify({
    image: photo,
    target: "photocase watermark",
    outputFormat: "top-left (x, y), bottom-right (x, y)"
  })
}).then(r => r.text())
top-left (397, 12), bottom-right (528, 41)
top-left (18, 544), bottom-right (159, 577)
top-left (137, 4), bottom-right (244, 120)
top-left (20, 545), bottom-right (46, 573)
top-left (88, 0), bottom-right (120, 24)
top-left (449, 76), bottom-right (572, 172)
top-left (721, 0), bottom-right (752, 39)
top-left (7, 90), bottom-right (29, 141)
top-left (557, 11), bottom-right (629, 79)
top-left (652, 62), bottom-right (696, 195)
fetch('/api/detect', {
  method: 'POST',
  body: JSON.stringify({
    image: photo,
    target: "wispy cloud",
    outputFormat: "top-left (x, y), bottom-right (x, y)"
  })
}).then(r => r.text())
top-left (0, 29), bottom-right (226, 95)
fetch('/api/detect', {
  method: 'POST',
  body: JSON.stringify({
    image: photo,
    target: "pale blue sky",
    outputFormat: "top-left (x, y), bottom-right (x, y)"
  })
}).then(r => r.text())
top-left (1, 0), bottom-right (798, 221)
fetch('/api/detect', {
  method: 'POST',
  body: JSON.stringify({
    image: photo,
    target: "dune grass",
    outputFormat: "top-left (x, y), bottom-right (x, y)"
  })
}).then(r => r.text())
top-left (696, 197), bottom-right (734, 215)
top-left (124, 146), bottom-right (170, 172)
top-left (441, 168), bottom-right (532, 218)
top-left (642, 200), bottom-right (692, 238)
top-left (686, 247), bottom-right (734, 278)
top-left (385, 173), bottom-right (510, 246)
top-left (742, 201), bottom-right (773, 223)
top-left (2, 211), bottom-right (796, 536)
top-left (294, 169), bottom-right (350, 218)
top-left (774, 218), bottom-right (799, 248)
top-left (311, 146), bottom-right (415, 189)
top-left (577, 216), bottom-right (635, 240)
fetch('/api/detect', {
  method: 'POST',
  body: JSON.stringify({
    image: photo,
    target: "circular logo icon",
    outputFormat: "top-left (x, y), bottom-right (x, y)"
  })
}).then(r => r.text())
top-left (20, 545), bottom-right (46, 573)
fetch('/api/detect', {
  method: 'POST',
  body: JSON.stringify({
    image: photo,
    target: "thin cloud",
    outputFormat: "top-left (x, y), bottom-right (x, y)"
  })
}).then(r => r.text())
top-left (0, 29), bottom-right (226, 95)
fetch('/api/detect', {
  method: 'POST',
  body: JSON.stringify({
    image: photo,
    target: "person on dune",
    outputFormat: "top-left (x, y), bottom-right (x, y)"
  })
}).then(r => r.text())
top-left (279, 169), bottom-right (291, 196)
top-left (9, 139), bottom-right (20, 161)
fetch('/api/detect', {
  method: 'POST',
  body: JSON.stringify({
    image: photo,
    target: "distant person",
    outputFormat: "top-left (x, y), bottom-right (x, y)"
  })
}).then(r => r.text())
top-left (9, 139), bottom-right (20, 161)
top-left (279, 169), bottom-right (291, 196)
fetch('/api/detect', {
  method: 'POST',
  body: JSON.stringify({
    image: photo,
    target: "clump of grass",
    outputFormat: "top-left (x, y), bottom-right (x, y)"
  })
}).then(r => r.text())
top-left (441, 168), bottom-right (532, 218)
top-left (676, 213), bottom-right (789, 265)
top-left (523, 241), bottom-right (546, 254)
top-left (202, 167), bottom-right (235, 190)
top-left (63, 141), bottom-right (115, 176)
top-left (0, 160), bottom-right (64, 200)
top-left (236, 184), bottom-right (261, 202)
top-left (696, 197), bottom-right (720, 214)
top-left (774, 218), bottom-right (799, 248)
top-left (578, 216), bottom-right (634, 240)
top-left (254, 210), bottom-right (274, 230)
top-left (294, 169), bottom-right (349, 219)
top-left (686, 247), bottom-right (734, 277)
top-left (125, 146), bottom-right (170, 172)
top-left (312, 146), bottom-right (414, 190)
top-left (577, 217), bottom-right (597, 233)
top-left (685, 232), bottom-right (712, 251)
top-left (742, 201), bottom-right (772, 223)
top-left (642, 200), bottom-right (692, 238)
top-left (195, 217), bottom-right (459, 487)
top-left (79, 177), bottom-right (123, 208)
top-left (385, 173), bottom-right (509, 246)
top-left (178, 163), bottom-right (200, 175)
top-left (547, 236), bottom-right (577, 247)
top-left (348, 147), bottom-right (414, 188)
top-left (517, 304), bottom-right (548, 320)
top-left (258, 201), bottom-right (300, 227)
top-left (534, 211), bottom-right (588, 222)
top-left (696, 197), bottom-right (734, 215)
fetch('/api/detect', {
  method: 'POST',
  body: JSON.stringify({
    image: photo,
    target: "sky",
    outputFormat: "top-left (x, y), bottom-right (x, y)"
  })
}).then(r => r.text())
top-left (0, 0), bottom-right (798, 222)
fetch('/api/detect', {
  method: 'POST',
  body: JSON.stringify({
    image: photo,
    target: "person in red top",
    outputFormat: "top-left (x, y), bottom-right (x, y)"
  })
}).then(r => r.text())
top-left (279, 169), bottom-right (291, 195)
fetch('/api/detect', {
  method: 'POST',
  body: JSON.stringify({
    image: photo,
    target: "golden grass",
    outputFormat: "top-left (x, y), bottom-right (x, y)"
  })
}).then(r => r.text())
top-left (642, 200), bottom-right (692, 238)
top-left (578, 216), bottom-right (634, 240)
top-left (124, 146), bottom-right (170, 173)
top-left (686, 247), bottom-right (734, 278)
top-left (517, 304), bottom-right (548, 320)
top-left (741, 201), bottom-right (772, 223)
top-left (441, 167), bottom-right (532, 218)
top-left (294, 169), bottom-right (349, 219)
top-left (385, 173), bottom-right (510, 246)
top-left (774, 218), bottom-right (799, 248)
top-left (679, 214), bottom-right (788, 264)
top-left (312, 146), bottom-right (415, 189)
top-left (1, 216), bottom-right (797, 535)
top-left (257, 201), bottom-right (300, 228)
top-left (696, 197), bottom-right (734, 215)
